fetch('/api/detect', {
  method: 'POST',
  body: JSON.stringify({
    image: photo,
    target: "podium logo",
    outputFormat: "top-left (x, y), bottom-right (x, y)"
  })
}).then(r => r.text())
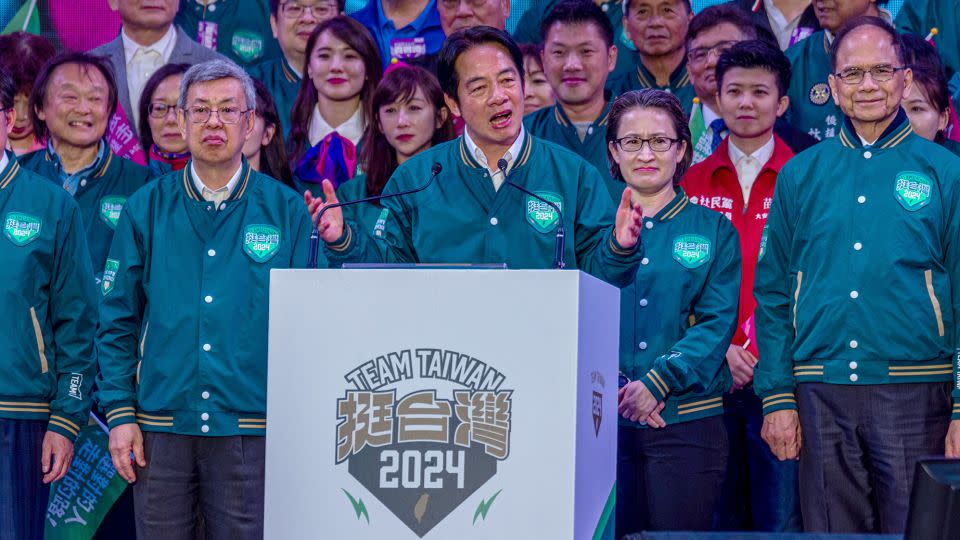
top-left (590, 370), bottom-right (605, 437)
top-left (335, 348), bottom-right (513, 537)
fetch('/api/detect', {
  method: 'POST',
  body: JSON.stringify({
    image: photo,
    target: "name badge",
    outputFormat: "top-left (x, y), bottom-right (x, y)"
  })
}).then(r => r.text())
top-left (197, 21), bottom-right (218, 50)
top-left (390, 37), bottom-right (426, 60)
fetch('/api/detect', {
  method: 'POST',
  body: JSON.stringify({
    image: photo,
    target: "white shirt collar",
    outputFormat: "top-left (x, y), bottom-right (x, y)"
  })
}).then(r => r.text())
top-left (0, 152), bottom-right (8, 175)
top-left (190, 161), bottom-right (243, 201)
top-left (463, 124), bottom-right (526, 175)
top-left (728, 135), bottom-right (775, 168)
top-left (121, 24), bottom-right (177, 64)
top-left (308, 105), bottom-right (365, 147)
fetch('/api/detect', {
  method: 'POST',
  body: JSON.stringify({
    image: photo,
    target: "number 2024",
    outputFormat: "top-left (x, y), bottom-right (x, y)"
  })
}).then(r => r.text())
top-left (379, 450), bottom-right (466, 489)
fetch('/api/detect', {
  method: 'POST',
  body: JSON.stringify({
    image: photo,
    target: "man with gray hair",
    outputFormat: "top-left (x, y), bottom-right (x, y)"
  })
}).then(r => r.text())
top-left (96, 59), bottom-right (315, 538)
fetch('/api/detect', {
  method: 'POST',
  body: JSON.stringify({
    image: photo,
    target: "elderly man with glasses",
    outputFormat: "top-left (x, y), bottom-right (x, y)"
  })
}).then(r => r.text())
top-left (248, 0), bottom-right (341, 136)
top-left (96, 59), bottom-right (315, 539)
top-left (754, 16), bottom-right (960, 534)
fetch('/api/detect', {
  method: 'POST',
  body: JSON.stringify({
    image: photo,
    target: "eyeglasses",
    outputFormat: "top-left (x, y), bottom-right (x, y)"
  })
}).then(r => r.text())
top-left (687, 40), bottom-right (738, 65)
top-left (185, 106), bottom-right (250, 124)
top-left (148, 102), bottom-right (177, 119)
top-left (834, 65), bottom-right (906, 85)
top-left (280, 1), bottom-right (337, 19)
top-left (614, 135), bottom-right (680, 153)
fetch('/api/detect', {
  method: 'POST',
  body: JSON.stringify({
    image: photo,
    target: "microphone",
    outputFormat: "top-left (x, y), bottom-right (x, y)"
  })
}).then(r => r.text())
top-left (497, 158), bottom-right (566, 269)
top-left (307, 162), bottom-right (443, 268)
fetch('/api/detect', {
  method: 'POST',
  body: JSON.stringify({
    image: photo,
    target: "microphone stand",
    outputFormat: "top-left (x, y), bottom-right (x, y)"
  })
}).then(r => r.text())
top-left (307, 163), bottom-right (443, 268)
top-left (497, 159), bottom-right (566, 269)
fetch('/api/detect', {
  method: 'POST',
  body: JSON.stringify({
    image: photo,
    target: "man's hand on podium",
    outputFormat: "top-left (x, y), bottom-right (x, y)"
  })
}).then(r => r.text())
top-left (614, 188), bottom-right (643, 249)
top-left (619, 381), bottom-right (666, 428)
top-left (305, 180), bottom-right (345, 243)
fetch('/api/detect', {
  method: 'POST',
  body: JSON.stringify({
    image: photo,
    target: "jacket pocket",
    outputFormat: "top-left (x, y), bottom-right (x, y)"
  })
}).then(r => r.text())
top-left (924, 270), bottom-right (945, 337)
top-left (137, 321), bottom-right (149, 385)
top-left (29, 307), bottom-right (48, 374)
top-left (792, 271), bottom-right (803, 331)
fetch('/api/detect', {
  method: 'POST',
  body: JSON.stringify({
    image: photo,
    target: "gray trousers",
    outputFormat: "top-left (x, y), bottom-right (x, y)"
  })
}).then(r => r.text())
top-left (797, 382), bottom-right (951, 534)
top-left (133, 432), bottom-right (265, 540)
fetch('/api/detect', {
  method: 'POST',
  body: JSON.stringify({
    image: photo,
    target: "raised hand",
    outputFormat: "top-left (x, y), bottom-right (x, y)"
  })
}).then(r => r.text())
top-left (305, 179), bottom-right (345, 243)
top-left (614, 187), bottom-right (643, 249)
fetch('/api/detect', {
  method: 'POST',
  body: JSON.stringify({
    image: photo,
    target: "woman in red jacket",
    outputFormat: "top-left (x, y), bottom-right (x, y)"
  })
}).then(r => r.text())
top-left (681, 40), bottom-right (801, 532)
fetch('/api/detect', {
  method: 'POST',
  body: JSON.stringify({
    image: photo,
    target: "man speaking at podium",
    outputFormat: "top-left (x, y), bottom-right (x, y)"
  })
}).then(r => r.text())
top-left (308, 26), bottom-right (645, 286)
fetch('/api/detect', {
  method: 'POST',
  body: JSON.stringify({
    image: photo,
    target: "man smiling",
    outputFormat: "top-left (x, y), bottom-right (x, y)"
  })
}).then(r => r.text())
top-left (755, 17), bottom-right (960, 533)
top-left (310, 26), bottom-right (644, 287)
top-left (20, 53), bottom-right (152, 275)
top-left (524, 0), bottom-right (621, 201)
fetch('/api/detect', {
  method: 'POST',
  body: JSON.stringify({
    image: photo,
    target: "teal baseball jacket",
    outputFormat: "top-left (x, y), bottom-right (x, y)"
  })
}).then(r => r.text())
top-left (784, 31), bottom-right (841, 142)
top-left (247, 56), bottom-right (301, 137)
top-left (19, 144), bottom-right (153, 276)
top-left (619, 189), bottom-right (740, 427)
top-left (96, 160), bottom-right (314, 436)
top-left (606, 61), bottom-right (695, 115)
top-left (0, 153), bottom-right (98, 440)
top-left (524, 100), bottom-right (625, 202)
top-left (324, 133), bottom-right (643, 287)
top-left (754, 111), bottom-right (960, 420)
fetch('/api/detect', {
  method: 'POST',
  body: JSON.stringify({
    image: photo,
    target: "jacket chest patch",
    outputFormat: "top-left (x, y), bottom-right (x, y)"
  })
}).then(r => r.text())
top-left (672, 234), bottom-right (711, 269)
top-left (525, 192), bottom-right (563, 233)
top-left (3, 212), bottom-right (42, 246)
top-left (809, 83), bottom-right (830, 105)
top-left (101, 259), bottom-right (119, 296)
top-left (99, 196), bottom-right (126, 229)
top-left (894, 171), bottom-right (932, 211)
top-left (243, 224), bottom-right (281, 262)
top-left (232, 30), bottom-right (264, 63)
top-left (758, 225), bottom-right (769, 261)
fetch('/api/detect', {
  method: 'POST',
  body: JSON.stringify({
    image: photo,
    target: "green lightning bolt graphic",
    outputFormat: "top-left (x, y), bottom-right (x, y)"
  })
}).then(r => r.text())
top-left (472, 489), bottom-right (503, 525)
top-left (341, 488), bottom-right (370, 523)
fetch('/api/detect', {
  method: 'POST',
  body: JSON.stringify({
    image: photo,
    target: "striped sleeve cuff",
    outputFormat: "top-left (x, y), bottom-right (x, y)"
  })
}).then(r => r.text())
top-left (608, 230), bottom-right (638, 257)
top-left (47, 414), bottom-right (82, 440)
top-left (105, 404), bottom-right (138, 429)
top-left (639, 369), bottom-right (670, 402)
top-left (325, 223), bottom-right (353, 252)
top-left (953, 401), bottom-right (960, 421)
top-left (760, 389), bottom-right (798, 414)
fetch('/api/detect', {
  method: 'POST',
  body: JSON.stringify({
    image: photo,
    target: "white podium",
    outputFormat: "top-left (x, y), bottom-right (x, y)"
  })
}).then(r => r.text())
top-left (265, 269), bottom-right (619, 539)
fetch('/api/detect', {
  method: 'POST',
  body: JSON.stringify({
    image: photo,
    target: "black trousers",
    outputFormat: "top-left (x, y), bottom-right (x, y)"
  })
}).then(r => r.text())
top-left (133, 432), bottom-right (265, 540)
top-left (0, 419), bottom-right (49, 540)
top-left (616, 415), bottom-right (728, 536)
top-left (797, 382), bottom-right (951, 534)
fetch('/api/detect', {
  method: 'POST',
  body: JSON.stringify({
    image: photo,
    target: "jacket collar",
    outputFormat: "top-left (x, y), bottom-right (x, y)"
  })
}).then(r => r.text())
top-left (653, 187), bottom-right (690, 222)
top-left (0, 150), bottom-right (20, 191)
top-left (635, 60), bottom-right (690, 91)
top-left (180, 157), bottom-right (253, 203)
top-left (693, 134), bottom-right (793, 187)
top-left (838, 108), bottom-right (913, 150)
top-left (457, 131), bottom-right (534, 171)
top-left (552, 99), bottom-right (612, 129)
top-left (45, 139), bottom-right (113, 179)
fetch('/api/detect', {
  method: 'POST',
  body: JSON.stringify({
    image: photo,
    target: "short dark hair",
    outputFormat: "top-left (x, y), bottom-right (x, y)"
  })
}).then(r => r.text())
top-left (686, 3), bottom-right (757, 46)
top-left (0, 66), bottom-right (16, 111)
top-left (437, 26), bottom-right (524, 103)
top-left (899, 33), bottom-right (951, 123)
top-left (29, 52), bottom-right (118, 142)
top-left (606, 89), bottom-right (692, 186)
top-left (252, 78), bottom-right (296, 190)
top-left (829, 16), bottom-right (903, 70)
top-left (716, 39), bottom-right (792, 97)
top-left (0, 32), bottom-right (56, 96)
top-left (269, 0), bottom-right (346, 17)
top-left (138, 63), bottom-right (190, 153)
top-left (540, 0), bottom-right (614, 47)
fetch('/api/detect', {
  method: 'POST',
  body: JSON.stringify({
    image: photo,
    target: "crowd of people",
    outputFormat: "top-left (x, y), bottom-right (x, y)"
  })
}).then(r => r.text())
top-left (2, 0), bottom-right (960, 539)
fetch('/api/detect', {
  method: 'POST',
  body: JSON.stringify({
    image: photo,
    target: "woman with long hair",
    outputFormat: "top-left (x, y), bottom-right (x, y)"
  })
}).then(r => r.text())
top-left (138, 63), bottom-right (191, 176)
top-left (608, 89), bottom-right (740, 535)
top-left (336, 64), bottom-right (455, 232)
top-left (288, 16), bottom-right (382, 196)
top-left (900, 33), bottom-right (960, 154)
top-left (245, 79), bottom-right (296, 190)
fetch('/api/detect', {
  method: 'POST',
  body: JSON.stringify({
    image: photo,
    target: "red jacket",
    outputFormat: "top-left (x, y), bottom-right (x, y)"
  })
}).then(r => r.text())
top-left (681, 135), bottom-right (794, 357)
